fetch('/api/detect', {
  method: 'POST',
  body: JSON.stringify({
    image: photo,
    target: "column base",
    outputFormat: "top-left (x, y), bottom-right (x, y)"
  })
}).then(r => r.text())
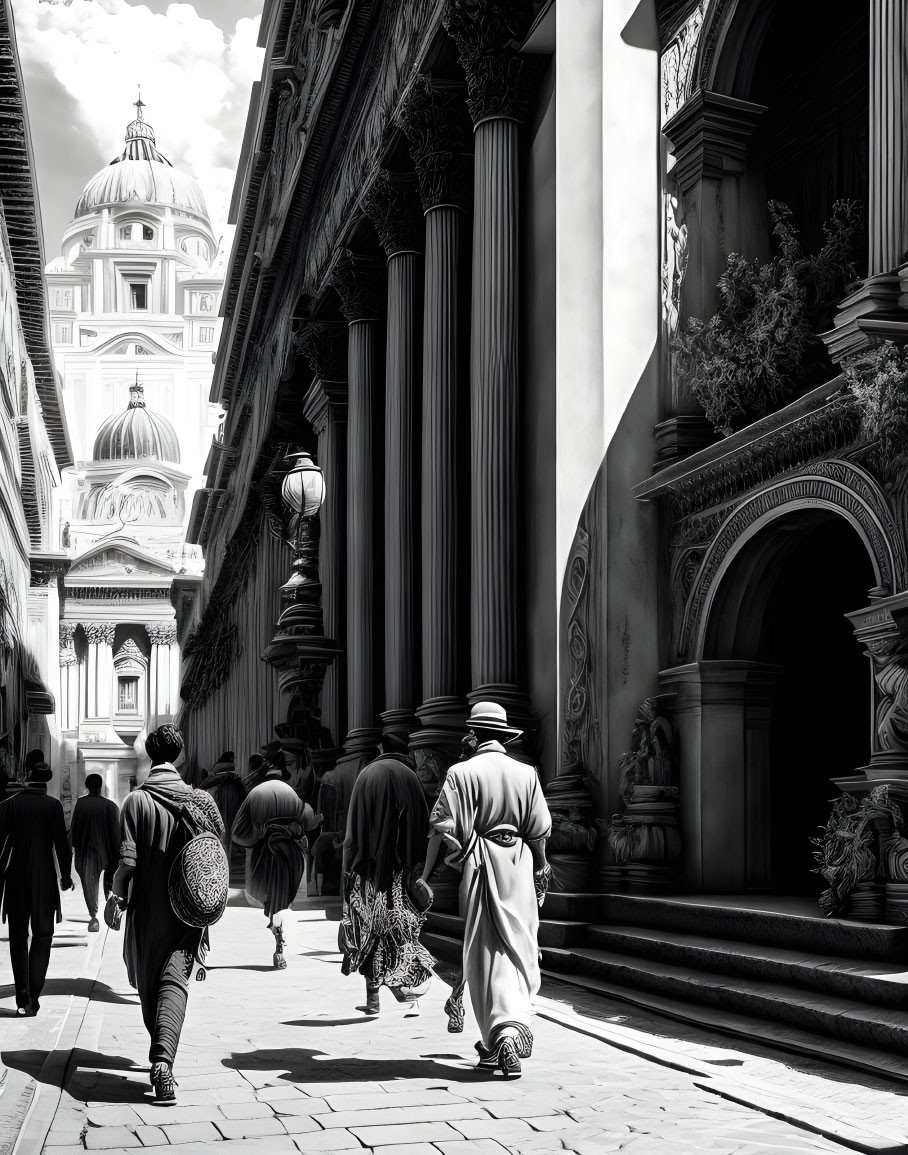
top-left (379, 708), bottom-right (418, 748)
top-left (468, 684), bottom-right (538, 762)
top-left (410, 697), bottom-right (467, 801)
top-left (339, 726), bottom-right (381, 772)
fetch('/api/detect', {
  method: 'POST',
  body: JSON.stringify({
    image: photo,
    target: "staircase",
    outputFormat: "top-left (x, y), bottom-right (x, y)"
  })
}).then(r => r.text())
top-left (422, 891), bottom-right (908, 1065)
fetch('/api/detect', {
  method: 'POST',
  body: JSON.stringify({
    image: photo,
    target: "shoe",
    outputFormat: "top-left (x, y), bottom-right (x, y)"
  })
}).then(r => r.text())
top-left (15, 1003), bottom-right (36, 1017)
top-left (474, 1040), bottom-right (496, 1070)
top-left (445, 992), bottom-right (465, 1033)
top-left (150, 1062), bottom-right (177, 1104)
top-left (271, 924), bottom-right (287, 970)
top-left (498, 1037), bottom-right (521, 1078)
top-left (88, 918), bottom-right (100, 933)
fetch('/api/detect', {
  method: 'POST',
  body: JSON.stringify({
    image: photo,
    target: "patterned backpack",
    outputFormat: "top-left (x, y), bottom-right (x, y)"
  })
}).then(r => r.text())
top-left (145, 784), bottom-right (229, 929)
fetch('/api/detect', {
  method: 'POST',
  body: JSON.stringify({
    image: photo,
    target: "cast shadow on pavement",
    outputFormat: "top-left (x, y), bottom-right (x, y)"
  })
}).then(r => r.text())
top-left (283, 1017), bottom-right (378, 1027)
top-left (224, 1047), bottom-right (482, 1084)
top-left (0, 979), bottom-right (138, 1005)
top-left (206, 964), bottom-right (275, 972)
top-left (3, 1048), bottom-right (148, 1103)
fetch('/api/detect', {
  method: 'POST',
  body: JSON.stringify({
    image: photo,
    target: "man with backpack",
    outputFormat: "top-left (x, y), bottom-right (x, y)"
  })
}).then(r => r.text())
top-left (109, 725), bottom-right (225, 1104)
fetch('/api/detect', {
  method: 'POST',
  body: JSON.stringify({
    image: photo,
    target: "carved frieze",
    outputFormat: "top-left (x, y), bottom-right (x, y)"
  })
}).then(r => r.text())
top-left (329, 249), bottom-right (384, 323)
top-left (660, 0), bottom-right (708, 124)
top-left (59, 621), bottom-right (77, 667)
top-left (396, 76), bottom-right (472, 212)
top-left (442, 0), bottom-right (537, 125)
top-left (295, 321), bottom-right (347, 384)
top-left (561, 480), bottom-right (601, 776)
top-left (361, 170), bottom-right (424, 258)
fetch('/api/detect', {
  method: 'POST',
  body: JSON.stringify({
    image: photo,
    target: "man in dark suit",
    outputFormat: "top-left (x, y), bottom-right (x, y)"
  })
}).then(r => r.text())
top-left (0, 760), bottom-right (73, 1015)
top-left (71, 773), bottom-right (120, 933)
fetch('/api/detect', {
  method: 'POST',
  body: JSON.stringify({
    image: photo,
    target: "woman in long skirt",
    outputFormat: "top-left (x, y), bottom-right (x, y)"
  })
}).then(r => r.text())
top-left (339, 739), bottom-right (434, 1015)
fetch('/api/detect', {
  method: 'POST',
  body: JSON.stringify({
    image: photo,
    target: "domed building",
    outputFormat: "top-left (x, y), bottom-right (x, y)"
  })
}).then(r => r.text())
top-left (46, 98), bottom-right (223, 802)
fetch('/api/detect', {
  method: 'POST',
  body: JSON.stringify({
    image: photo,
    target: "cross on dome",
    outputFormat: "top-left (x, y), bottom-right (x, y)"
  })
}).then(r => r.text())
top-left (128, 376), bottom-right (147, 409)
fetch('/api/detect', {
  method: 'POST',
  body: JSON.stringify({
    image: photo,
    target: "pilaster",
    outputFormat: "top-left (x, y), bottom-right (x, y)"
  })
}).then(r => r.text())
top-left (870, 0), bottom-right (908, 276)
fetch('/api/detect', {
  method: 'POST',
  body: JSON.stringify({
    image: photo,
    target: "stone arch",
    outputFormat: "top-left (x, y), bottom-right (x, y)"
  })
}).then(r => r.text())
top-left (693, 0), bottom-right (781, 99)
top-left (680, 462), bottom-right (905, 662)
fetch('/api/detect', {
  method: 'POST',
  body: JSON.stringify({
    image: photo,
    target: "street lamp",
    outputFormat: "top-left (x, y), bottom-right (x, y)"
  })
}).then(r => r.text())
top-left (280, 451), bottom-right (325, 591)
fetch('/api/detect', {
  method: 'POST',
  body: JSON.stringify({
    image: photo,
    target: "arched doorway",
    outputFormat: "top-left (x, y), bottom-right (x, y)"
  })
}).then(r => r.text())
top-left (702, 511), bottom-right (875, 893)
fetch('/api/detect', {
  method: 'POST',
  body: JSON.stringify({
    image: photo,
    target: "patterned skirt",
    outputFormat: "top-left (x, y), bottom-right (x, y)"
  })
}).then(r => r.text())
top-left (339, 871), bottom-right (434, 997)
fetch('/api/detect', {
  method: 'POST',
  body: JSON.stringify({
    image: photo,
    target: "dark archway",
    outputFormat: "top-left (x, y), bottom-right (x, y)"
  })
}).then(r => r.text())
top-left (704, 512), bottom-right (875, 893)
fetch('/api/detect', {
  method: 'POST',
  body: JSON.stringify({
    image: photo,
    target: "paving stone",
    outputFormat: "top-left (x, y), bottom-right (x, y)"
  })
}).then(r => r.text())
top-left (525, 1113), bottom-right (585, 1132)
top-left (449, 1118), bottom-right (535, 1140)
top-left (288, 1129), bottom-right (361, 1150)
top-left (278, 1114), bottom-right (322, 1135)
top-left (433, 1142), bottom-right (512, 1155)
top-left (257, 1084), bottom-right (308, 1102)
top-left (372, 1146), bottom-right (443, 1155)
top-left (84, 1127), bottom-right (143, 1150)
top-left (481, 1100), bottom-right (558, 1119)
top-left (135, 1126), bottom-right (168, 1146)
top-left (271, 1096), bottom-right (330, 1116)
top-left (321, 1090), bottom-right (468, 1112)
top-left (218, 1099), bottom-right (276, 1119)
top-left (158, 1120), bottom-right (223, 1144)
top-left (310, 1104), bottom-right (487, 1129)
top-left (349, 1121), bottom-right (462, 1146)
top-left (85, 1106), bottom-right (144, 1128)
top-left (43, 1130), bottom-right (87, 1147)
top-left (216, 1115), bottom-right (288, 1139)
top-left (133, 1104), bottom-right (221, 1126)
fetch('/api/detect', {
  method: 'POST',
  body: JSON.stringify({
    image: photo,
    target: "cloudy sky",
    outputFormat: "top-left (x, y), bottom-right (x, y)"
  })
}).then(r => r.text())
top-left (10, 0), bottom-right (264, 259)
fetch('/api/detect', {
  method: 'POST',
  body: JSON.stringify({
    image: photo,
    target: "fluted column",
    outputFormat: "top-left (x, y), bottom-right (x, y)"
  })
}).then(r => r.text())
top-left (83, 622), bottom-right (115, 724)
top-left (870, 0), bottom-right (908, 275)
top-left (301, 322), bottom-right (349, 749)
top-left (362, 170), bottom-right (423, 747)
top-left (59, 622), bottom-right (78, 732)
top-left (330, 249), bottom-right (384, 767)
top-left (444, 0), bottom-right (536, 725)
top-left (147, 622), bottom-right (178, 725)
top-left (397, 76), bottom-right (473, 781)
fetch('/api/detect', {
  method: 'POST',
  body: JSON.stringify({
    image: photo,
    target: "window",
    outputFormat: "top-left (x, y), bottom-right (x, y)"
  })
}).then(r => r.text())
top-left (199, 326), bottom-right (214, 343)
top-left (53, 289), bottom-right (72, 309)
top-left (130, 282), bottom-right (148, 310)
top-left (118, 677), bottom-right (138, 713)
top-left (142, 225), bottom-right (154, 241)
top-left (54, 322), bottom-right (72, 344)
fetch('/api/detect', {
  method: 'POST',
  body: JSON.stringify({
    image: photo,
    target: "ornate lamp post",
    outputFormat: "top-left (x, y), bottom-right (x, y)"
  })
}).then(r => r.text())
top-left (263, 450), bottom-right (340, 779)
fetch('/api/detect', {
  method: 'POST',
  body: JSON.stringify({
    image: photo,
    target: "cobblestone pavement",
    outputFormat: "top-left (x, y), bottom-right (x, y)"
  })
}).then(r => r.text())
top-left (3, 892), bottom-right (908, 1154)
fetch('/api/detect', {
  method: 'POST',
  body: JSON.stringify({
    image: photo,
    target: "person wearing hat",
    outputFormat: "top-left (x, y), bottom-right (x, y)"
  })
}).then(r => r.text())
top-left (71, 773), bottom-right (120, 932)
top-left (109, 724), bottom-right (223, 1104)
top-left (0, 759), bottom-right (74, 1015)
top-left (231, 753), bottom-right (319, 968)
top-left (200, 751), bottom-right (247, 886)
top-left (420, 701), bottom-right (552, 1078)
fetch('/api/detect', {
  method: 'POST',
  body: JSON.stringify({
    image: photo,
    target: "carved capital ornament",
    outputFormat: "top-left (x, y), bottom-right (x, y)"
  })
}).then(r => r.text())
top-left (329, 249), bottom-right (384, 323)
top-left (360, 170), bottom-right (424, 257)
top-left (442, 0), bottom-right (537, 125)
top-left (396, 76), bottom-right (473, 212)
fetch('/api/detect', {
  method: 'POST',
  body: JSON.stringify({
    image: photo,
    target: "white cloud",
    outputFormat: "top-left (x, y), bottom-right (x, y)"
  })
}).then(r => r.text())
top-left (11, 0), bottom-right (263, 246)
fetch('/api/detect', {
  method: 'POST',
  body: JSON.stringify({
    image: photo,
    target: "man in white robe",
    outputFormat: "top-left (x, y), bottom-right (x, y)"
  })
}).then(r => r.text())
top-left (422, 702), bottom-right (551, 1077)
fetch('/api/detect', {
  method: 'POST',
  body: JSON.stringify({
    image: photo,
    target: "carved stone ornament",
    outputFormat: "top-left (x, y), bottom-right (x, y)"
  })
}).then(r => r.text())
top-left (329, 249), bottom-right (384, 323)
top-left (59, 621), bottom-right (77, 667)
top-left (396, 76), bottom-right (472, 211)
top-left (147, 622), bottom-right (178, 646)
top-left (442, 0), bottom-right (537, 125)
top-left (295, 322), bottom-right (347, 383)
top-left (360, 170), bottom-right (424, 257)
top-left (84, 623), bottom-right (116, 646)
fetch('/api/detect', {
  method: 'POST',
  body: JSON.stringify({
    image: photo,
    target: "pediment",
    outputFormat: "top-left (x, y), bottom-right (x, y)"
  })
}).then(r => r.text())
top-left (66, 539), bottom-right (175, 581)
top-left (88, 330), bottom-right (177, 358)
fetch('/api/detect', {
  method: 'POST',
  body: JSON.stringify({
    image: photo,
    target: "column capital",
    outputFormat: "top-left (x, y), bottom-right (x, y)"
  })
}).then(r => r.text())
top-left (442, 0), bottom-right (537, 125)
top-left (663, 90), bottom-right (766, 196)
top-left (329, 249), bottom-right (384, 323)
top-left (361, 170), bottom-right (424, 258)
top-left (59, 622), bottom-right (77, 667)
top-left (147, 622), bottom-right (177, 646)
top-left (84, 622), bottom-right (115, 645)
top-left (59, 621), bottom-right (77, 643)
top-left (295, 321), bottom-right (347, 384)
top-left (396, 76), bottom-right (472, 213)
top-left (303, 378), bottom-right (348, 435)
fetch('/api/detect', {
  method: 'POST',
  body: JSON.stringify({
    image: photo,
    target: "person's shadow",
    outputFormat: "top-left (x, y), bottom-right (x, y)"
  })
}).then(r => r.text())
top-left (3, 1048), bottom-right (149, 1103)
top-left (224, 1046), bottom-right (481, 1084)
top-left (0, 979), bottom-right (137, 1005)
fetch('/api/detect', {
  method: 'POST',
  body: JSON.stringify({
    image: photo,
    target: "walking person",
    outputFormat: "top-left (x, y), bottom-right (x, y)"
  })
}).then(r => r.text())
top-left (109, 725), bottom-right (225, 1103)
top-left (200, 751), bottom-right (247, 885)
top-left (71, 774), bottom-right (120, 933)
top-left (0, 759), bottom-right (74, 1015)
top-left (231, 758), bottom-right (318, 968)
top-left (420, 702), bottom-right (552, 1077)
top-left (339, 737), bottom-right (435, 1016)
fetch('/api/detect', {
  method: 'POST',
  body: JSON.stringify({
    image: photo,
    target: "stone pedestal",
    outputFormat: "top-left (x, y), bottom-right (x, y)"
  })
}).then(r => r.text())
top-left (660, 661), bottom-right (780, 892)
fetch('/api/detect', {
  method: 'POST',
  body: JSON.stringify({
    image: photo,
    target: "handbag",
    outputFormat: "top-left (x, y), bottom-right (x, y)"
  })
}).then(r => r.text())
top-left (104, 893), bottom-right (123, 931)
top-left (168, 830), bottom-right (229, 929)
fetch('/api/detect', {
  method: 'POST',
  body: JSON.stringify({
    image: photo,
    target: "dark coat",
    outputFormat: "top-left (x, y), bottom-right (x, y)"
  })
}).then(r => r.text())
top-left (0, 785), bottom-right (72, 924)
top-left (232, 774), bottom-right (315, 917)
top-left (71, 793), bottom-right (121, 877)
top-left (200, 763), bottom-right (247, 884)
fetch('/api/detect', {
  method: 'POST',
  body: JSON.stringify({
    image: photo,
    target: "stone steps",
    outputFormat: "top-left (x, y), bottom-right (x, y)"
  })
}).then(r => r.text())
top-left (587, 924), bottom-right (908, 1008)
top-left (426, 910), bottom-right (587, 949)
top-left (542, 944), bottom-right (908, 1056)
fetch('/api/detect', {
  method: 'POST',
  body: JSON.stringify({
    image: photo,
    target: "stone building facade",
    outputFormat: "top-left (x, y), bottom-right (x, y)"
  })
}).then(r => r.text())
top-left (44, 100), bottom-right (223, 803)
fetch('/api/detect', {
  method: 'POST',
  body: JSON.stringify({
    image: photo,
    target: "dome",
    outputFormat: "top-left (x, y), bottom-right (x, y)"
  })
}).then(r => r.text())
top-left (93, 383), bottom-right (180, 463)
top-left (74, 99), bottom-right (209, 221)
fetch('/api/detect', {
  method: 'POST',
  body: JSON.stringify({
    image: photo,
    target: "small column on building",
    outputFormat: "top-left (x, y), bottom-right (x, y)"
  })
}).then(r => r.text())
top-left (443, 0), bottom-right (537, 728)
top-left (59, 622), bottom-right (79, 732)
top-left (870, 0), bottom-right (908, 277)
top-left (83, 622), bottom-right (115, 728)
top-left (397, 75), bottom-right (473, 779)
top-left (361, 169), bottom-right (423, 748)
top-left (300, 322), bottom-right (349, 751)
top-left (329, 249), bottom-right (384, 769)
top-left (147, 622), bottom-right (178, 726)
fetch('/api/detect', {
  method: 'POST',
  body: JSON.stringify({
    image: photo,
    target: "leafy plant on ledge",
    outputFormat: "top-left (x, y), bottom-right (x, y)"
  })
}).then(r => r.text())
top-left (846, 340), bottom-right (908, 501)
top-left (674, 199), bottom-right (862, 436)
